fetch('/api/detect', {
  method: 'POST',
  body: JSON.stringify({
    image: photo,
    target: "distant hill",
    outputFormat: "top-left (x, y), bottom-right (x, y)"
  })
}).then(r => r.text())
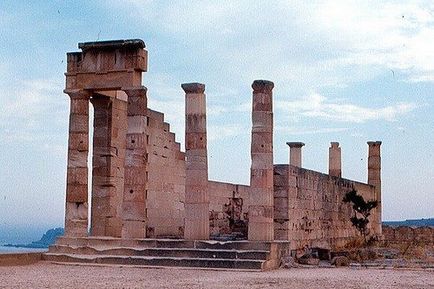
top-left (4, 227), bottom-right (64, 249)
top-left (383, 218), bottom-right (434, 227)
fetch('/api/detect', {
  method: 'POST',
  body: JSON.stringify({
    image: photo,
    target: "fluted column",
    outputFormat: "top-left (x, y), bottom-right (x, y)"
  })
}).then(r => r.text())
top-left (329, 142), bottom-right (342, 177)
top-left (183, 83), bottom-right (209, 240)
top-left (249, 80), bottom-right (274, 241)
top-left (122, 87), bottom-right (148, 238)
top-left (64, 89), bottom-right (91, 237)
top-left (368, 141), bottom-right (382, 235)
top-left (287, 142), bottom-right (304, 167)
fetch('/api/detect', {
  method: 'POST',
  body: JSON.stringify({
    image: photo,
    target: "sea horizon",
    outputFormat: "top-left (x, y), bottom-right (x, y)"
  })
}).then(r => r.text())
top-left (0, 245), bottom-right (47, 254)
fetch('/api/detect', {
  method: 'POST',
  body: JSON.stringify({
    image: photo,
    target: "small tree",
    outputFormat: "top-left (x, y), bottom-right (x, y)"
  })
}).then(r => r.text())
top-left (343, 189), bottom-right (378, 244)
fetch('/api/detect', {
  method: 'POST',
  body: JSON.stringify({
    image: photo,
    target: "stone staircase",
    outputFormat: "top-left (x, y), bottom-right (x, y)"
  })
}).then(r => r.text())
top-left (43, 237), bottom-right (289, 271)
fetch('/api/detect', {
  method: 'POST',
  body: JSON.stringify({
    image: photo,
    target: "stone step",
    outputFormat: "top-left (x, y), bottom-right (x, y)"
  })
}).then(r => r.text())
top-left (43, 253), bottom-right (264, 270)
top-left (55, 237), bottom-right (280, 251)
top-left (49, 245), bottom-right (269, 260)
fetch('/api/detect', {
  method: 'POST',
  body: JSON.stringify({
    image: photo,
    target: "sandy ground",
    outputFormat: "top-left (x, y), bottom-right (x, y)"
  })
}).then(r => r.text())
top-left (0, 262), bottom-right (433, 289)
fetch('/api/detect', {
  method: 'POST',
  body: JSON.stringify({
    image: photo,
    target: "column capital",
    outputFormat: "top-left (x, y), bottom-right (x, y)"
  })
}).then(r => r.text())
top-left (252, 80), bottom-right (274, 93)
top-left (64, 89), bottom-right (92, 100)
top-left (330, 142), bottom-right (340, 148)
top-left (367, 141), bottom-right (382, 146)
top-left (182, 83), bottom-right (205, 94)
top-left (286, 142), bottom-right (305, 148)
top-left (122, 86), bottom-right (147, 98)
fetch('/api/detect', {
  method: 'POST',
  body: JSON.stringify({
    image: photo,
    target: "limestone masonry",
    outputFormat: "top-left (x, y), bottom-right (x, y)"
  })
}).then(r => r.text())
top-left (62, 39), bottom-right (382, 251)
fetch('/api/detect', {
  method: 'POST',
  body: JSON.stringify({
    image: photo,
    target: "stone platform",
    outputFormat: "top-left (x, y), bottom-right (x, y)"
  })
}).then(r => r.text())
top-left (43, 237), bottom-right (290, 271)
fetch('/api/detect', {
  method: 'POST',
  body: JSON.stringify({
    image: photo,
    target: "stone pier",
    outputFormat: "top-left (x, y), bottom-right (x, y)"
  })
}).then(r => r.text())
top-left (368, 141), bottom-right (382, 235)
top-left (64, 89), bottom-right (91, 237)
top-left (249, 80), bottom-right (274, 241)
top-left (90, 94), bottom-right (127, 237)
top-left (63, 39), bottom-right (148, 238)
top-left (329, 142), bottom-right (342, 177)
top-left (183, 83), bottom-right (209, 240)
top-left (286, 142), bottom-right (304, 167)
top-left (122, 87), bottom-right (148, 238)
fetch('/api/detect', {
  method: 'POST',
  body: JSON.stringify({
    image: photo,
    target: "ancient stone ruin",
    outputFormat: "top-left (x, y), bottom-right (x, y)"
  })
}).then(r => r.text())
top-left (46, 39), bottom-right (382, 270)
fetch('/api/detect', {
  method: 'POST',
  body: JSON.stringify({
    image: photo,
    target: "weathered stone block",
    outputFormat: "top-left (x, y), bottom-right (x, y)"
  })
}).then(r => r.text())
top-left (185, 93), bottom-right (206, 115)
top-left (249, 188), bottom-right (273, 206)
top-left (185, 190), bottom-right (209, 204)
top-left (66, 167), bottom-right (88, 185)
top-left (250, 169), bottom-right (273, 188)
top-left (64, 219), bottom-right (88, 237)
top-left (186, 114), bottom-right (206, 133)
top-left (127, 96), bottom-right (147, 116)
top-left (125, 150), bottom-right (146, 166)
top-left (65, 201), bottom-right (88, 220)
top-left (127, 116), bottom-right (147, 134)
top-left (126, 134), bottom-right (146, 149)
top-left (251, 133), bottom-right (273, 152)
top-left (123, 185), bottom-right (146, 202)
top-left (69, 114), bottom-right (89, 133)
top-left (70, 98), bottom-right (89, 115)
top-left (122, 201), bottom-right (145, 219)
top-left (252, 93), bottom-right (272, 112)
top-left (105, 217), bottom-right (122, 238)
top-left (68, 133), bottom-right (89, 151)
top-left (66, 184), bottom-right (88, 203)
top-left (274, 189), bottom-right (288, 198)
top-left (124, 167), bottom-right (146, 185)
top-left (122, 220), bottom-right (146, 238)
top-left (67, 150), bottom-right (88, 168)
top-left (185, 132), bottom-right (207, 150)
top-left (251, 153), bottom-right (273, 169)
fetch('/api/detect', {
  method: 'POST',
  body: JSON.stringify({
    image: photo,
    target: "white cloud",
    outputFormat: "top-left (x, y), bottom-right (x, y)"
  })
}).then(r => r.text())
top-left (275, 126), bottom-right (349, 135)
top-left (276, 93), bottom-right (417, 123)
top-left (208, 124), bottom-right (246, 141)
top-left (0, 78), bottom-right (67, 148)
top-left (110, 0), bottom-right (434, 88)
top-left (312, 1), bottom-right (434, 82)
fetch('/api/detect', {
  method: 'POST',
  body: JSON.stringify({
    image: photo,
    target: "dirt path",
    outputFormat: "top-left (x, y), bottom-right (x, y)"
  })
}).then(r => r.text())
top-left (0, 262), bottom-right (432, 289)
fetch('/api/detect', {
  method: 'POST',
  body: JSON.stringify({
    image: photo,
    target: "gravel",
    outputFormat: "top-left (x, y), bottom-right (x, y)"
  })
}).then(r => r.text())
top-left (0, 262), bottom-right (433, 289)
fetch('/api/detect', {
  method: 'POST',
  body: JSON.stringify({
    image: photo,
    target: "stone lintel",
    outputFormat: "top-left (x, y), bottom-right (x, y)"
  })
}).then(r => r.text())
top-left (252, 80), bottom-right (274, 93)
top-left (78, 39), bottom-right (145, 52)
top-left (122, 86), bottom-right (147, 93)
top-left (64, 89), bottom-right (92, 99)
top-left (182, 83), bottom-right (205, 94)
top-left (286, 142), bottom-right (305, 148)
top-left (367, 141), bottom-right (382, 146)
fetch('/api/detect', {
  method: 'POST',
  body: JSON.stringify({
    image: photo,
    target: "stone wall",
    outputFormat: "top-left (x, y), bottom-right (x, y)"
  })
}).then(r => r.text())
top-left (274, 164), bottom-right (377, 250)
top-left (382, 226), bottom-right (434, 245)
top-left (145, 108), bottom-right (186, 238)
top-left (208, 181), bottom-right (250, 238)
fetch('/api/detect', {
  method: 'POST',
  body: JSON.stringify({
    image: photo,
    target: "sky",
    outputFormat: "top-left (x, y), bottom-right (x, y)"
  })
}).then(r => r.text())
top-left (0, 0), bottom-right (433, 238)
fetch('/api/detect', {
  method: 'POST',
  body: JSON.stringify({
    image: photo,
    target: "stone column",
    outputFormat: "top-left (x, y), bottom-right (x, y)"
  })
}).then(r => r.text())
top-left (90, 94), bottom-right (127, 237)
top-left (122, 87), bottom-right (148, 238)
top-left (329, 142), bottom-right (342, 177)
top-left (183, 83), bottom-right (209, 240)
top-left (64, 89), bottom-right (91, 237)
top-left (367, 141), bottom-right (382, 235)
top-left (249, 80), bottom-right (274, 241)
top-left (286, 142), bottom-right (305, 167)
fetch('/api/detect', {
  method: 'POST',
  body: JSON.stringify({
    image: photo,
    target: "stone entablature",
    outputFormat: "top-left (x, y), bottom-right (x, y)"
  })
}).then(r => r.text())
top-left (66, 39), bottom-right (147, 91)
